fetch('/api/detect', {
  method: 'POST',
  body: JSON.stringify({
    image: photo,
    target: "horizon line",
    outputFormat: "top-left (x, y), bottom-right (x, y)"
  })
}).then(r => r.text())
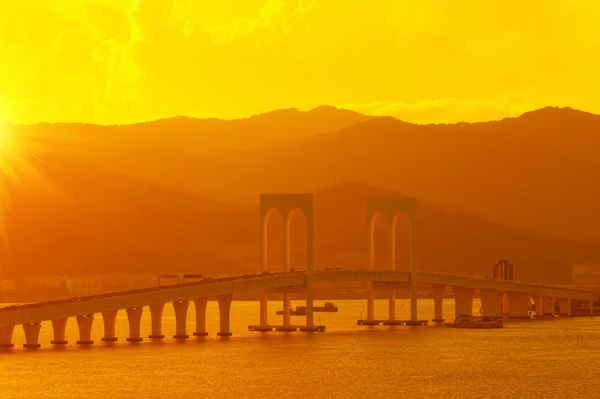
top-left (2, 105), bottom-right (597, 129)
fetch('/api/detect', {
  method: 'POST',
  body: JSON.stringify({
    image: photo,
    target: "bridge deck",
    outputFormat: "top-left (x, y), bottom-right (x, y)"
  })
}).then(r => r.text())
top-left (1, 270), bottom-right (598, 327)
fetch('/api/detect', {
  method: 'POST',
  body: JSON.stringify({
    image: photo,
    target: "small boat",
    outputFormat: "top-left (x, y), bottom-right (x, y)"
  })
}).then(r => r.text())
top-left (314, 302), bottom-right (338, 312)
top-left (445, 314), bottom-right (504, 328)
top-left (276, 302), bottom-right (338, 316)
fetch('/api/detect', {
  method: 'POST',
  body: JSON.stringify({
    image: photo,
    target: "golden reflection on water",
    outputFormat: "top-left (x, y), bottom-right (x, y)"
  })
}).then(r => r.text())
top-left (1, 299), bottom-right (600, 398)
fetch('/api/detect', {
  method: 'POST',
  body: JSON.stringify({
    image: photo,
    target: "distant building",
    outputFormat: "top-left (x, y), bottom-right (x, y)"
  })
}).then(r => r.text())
top-left (159, 274), bottom-right (181, 286)
top-left (572, 262), bottom-right (600, 285)
top-left (69, 277), bottom-right (101, 296)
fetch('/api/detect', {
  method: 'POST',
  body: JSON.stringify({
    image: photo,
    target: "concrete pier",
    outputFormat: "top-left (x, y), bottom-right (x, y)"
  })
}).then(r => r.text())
top-left (76, 315), bottom-right (94, 345)
top-left (508, 293), bottom-right (532, 319)
top-left (542, 297), bottom-right (555, 317)
top-left (432, 286), bottom-right (445, 322)
top-left (556, 298), bottom-right (571, 317)
top-left (23, 322), bottom-right (42, 348)
top-left (126, 308), bottom-right (144, 342)
top-left (388, 290), bottom-right (396, 320)
top-left (173, 301), bottom-right (189, 339)
top-left (453, 287), bottom-right (474, 317)
top-left (480, 290), bottom-right (502, 318)
top-left (193, 298), bottom-right (209, 337)
top-left (149, 303), bottom-right (165, 339)
top-left (101, 310), bottom-right (118, 342)
top-left (259, 291), bottom-right (269, 328)
top-left (217, 294), bottom-right (232, 336)
top-left (367, 282), bottom-right (375, 320)
top-left (51, 318), bottom-right (69, 345)
top-left (0, 326), bottom-right (14, 348)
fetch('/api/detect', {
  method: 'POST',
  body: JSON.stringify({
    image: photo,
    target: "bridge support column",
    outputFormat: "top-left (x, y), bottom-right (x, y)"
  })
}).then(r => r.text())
top-left (500, 293), bottom-right (510, 316)
top-left (149, 303), bottom-right (164, 339)
top-left (126, 308), bottom-right (144, 342)
top-left (556, 298), bottom-right (571, 317)
top-left (282, 214), bottom-right (292, 327)
top-left (409, 216), bottom-right (418, 323)
top-left (508, 293), bottom-right (532, 319)
top-left (259, 291), bottom-right (268, 327)
top-left (0, 326), bottom-right (14, 348)
top-left (536, 294), bottom-right (544, 317)
top-left (193, 298), bottom-right (208, 336)
top-left (480, 290), bottom-right (502, 318)
top-left (51, 318), bottom-right (68, 345)
top-left (367, 282), bottom-right (375, 320)
top-left (388, 290), bottom-right (396, 320)
top-left (283, 295), bottom-right (291, 327)
top-left (23, 322), bottom-right (42, 348)
top-left (453, 287), bottom-right (474, 317)
top-left (217, 294), bottom-right (233, 336)
top-left (76, 315), bottom-right (94, 345)
top-left (101, 310), bottom-right (118, 342)
top-left (432, 286), bottom-right (445, 322)
top-left (542, 297), bottom-right (555, 317)
top-left (173, 301), bottom-right (189, 339)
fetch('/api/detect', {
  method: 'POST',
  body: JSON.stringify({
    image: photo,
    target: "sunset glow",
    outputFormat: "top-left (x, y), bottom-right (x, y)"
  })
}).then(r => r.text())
top-left (1, 1), bottom-right (600, 125)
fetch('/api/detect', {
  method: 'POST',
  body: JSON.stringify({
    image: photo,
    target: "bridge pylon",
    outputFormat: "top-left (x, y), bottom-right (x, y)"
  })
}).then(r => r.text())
top-left (259, 193), bottom-right (316, 331)
top-left (366, 198), bottom-right (418, 322)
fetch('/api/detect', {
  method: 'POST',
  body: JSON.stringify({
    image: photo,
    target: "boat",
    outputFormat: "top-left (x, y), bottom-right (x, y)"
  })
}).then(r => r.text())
top-left (314, 302), bottom-right (338, 312)
top-left (445, 314), bottom-right (504, 328)
top-left (276, 306), bottom-right (306, 316)
top-left (276, 302), bottom-right (338, 316)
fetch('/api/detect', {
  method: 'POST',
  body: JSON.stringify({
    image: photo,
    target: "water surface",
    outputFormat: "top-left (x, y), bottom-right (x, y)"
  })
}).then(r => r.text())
top-left (1, 299), bottom-right (598, 398)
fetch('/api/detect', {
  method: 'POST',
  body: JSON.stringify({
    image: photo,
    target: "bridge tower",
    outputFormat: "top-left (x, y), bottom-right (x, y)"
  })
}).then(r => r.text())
top-left (367, 198), bottom-right (418, 323)
top-left (493, 260), bottom-right (513, 316)
top-left (260, 193), bottom-right (317, 331)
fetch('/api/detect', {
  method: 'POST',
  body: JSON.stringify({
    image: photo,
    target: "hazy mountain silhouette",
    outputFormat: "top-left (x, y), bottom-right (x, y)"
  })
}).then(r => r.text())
top-left (3, 105), bottom-right (599, 280)
top-left (13, 105), bottom-right (375, 155)
top-left (3, 168), bottom-right (598, 284)
top-left (203, 181), bottom-right (599, 284)
top-left (109, 106), bottom-right (596, 242)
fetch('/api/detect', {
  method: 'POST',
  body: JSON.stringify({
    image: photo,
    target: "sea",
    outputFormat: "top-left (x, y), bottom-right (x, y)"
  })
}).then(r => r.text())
top-left (1, 299), bottom-right (599, 399)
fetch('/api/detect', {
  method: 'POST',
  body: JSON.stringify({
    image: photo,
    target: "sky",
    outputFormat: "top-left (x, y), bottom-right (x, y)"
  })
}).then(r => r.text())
top-left (0, 0), bottom-right (599, 125)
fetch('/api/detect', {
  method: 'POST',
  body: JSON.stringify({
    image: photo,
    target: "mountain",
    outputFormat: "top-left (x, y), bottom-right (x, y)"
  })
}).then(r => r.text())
top-left (185, 182), bottom-right (600, 284)
top-left (140, 106), bottom-right (599, 242)
top-left (0, 154), bottom-right (240, 277)
top-left (11, 105), bottom-right (376, 156)
top-left (3, 177), bottom-right (597, 283)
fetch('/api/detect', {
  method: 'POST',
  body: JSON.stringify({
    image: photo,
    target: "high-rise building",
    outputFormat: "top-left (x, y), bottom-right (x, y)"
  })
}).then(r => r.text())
top-left (572, 262), bottom-right (600, 286)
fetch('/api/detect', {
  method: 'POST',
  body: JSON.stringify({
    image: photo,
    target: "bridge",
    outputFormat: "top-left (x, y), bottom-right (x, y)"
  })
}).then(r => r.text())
top-left (1, 194), bottom-right (599, 348)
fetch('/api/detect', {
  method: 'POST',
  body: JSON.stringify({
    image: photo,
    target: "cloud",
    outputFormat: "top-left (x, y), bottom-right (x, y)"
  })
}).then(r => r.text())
top-left (1, 1), bottom-right (599, 124)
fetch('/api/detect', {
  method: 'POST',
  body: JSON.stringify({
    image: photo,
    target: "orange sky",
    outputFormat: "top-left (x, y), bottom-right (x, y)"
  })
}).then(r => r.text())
top-left (1, 0), bottom-right (599, 125)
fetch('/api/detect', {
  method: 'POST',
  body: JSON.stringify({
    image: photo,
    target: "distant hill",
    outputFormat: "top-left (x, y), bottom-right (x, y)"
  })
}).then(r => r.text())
top-left (11, 105), bottom-right (376, 155)
top-left (0, 154), bottom-right (240, 277)
top-left (3, 172), bottom-right (598, 283)
top-left (2, 105), bottom-right (599, 281)
top-left (126, 106), bottom-right (598, 242)
top-left (202, 181), bottom-right (600, 284)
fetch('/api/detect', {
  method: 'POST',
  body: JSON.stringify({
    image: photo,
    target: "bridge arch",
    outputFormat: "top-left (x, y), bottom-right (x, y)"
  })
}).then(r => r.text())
top-left (259, 193), bottom-right (315, 328)
top-left (260, 194), bottom-right (314, 275)
top-left (366, 198), bottom-right (418, 321)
